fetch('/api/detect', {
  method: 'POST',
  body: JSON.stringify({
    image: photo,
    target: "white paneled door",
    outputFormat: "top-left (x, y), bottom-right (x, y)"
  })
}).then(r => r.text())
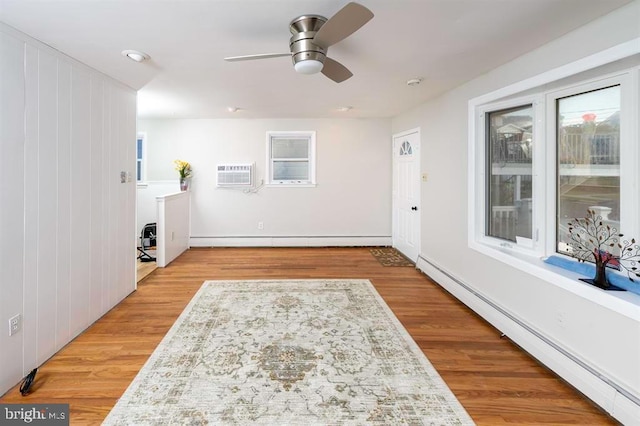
top-left (392, 129), bottom-right (420, 262)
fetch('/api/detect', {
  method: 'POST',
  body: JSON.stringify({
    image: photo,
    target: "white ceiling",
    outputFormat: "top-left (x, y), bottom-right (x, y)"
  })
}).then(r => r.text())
top-left (0, 0), bottom-right (632, 119)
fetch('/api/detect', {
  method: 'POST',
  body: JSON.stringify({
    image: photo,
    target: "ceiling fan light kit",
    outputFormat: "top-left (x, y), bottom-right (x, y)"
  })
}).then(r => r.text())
top-left (290, 26), bottom-right (327, 74)
top-left (224, 2), bottom-right (373, 83)
top-left (294, 59), bottom-right (324, 75)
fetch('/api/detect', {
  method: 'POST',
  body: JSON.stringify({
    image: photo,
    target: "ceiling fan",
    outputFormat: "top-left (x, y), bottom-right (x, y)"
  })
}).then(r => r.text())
top-left (224, 2), bottom-right (374, 83)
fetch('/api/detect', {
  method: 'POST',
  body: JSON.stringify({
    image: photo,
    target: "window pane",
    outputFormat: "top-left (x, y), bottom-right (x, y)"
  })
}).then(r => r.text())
top-left (400, 140), bottom-right (412, 156)
top-left (136, 160), bottom-right (142, 181)
top-left (137, 138), bottom-right (143, 160)
top-left (557, 86), bottom-right (620, 253)
top-left (272, 138), bottom-right (309, 159)
top-left (486, 105), bottom-right (534, 242)
top-left (273, 160), bottom-right (309, 181)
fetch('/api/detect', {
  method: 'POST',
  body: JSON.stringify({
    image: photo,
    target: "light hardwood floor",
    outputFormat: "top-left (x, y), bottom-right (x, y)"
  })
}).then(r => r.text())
top-left (0, 247), bottom-right (618, 425)
top-left (136, 258), bottom-right (157, 283)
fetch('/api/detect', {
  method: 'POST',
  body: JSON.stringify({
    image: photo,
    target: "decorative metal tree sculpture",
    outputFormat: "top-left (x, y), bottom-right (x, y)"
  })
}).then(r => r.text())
top-left (565, 209), bottom-right (640, 290)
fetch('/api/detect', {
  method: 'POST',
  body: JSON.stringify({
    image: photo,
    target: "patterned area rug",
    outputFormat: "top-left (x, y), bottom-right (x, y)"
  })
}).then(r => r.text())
top-left (370, 247), bottom-right (415, 266)
top-left (104, 280), bottom-right (474, 425)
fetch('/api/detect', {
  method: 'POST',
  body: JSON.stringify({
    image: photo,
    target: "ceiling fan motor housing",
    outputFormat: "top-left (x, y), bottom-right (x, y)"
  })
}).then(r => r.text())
top-left (289, 15), bottom-right (328, 67)
top-left (224, 3), bottom-right (372, 83)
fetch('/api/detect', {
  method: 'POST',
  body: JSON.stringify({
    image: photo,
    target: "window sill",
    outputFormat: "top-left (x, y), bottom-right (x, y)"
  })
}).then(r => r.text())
top-left (470, 241), bottom-right (640, 321)
top-left (265, 183), bottom-right (317, 188)
top-left (136, 182), bottom-right (148, 188)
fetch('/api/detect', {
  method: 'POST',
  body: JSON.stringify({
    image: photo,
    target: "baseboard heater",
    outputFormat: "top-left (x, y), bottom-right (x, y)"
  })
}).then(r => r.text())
top-left (416, 254), bottom-right (639, 424)
top-left (189, 235), bottom-right (392, 247)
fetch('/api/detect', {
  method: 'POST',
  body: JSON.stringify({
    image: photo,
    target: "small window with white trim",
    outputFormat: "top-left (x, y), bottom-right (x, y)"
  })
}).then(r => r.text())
top-left (266, 131), bottom-right (316, 186)
top-left (136, 132), bottom-right (146, 183)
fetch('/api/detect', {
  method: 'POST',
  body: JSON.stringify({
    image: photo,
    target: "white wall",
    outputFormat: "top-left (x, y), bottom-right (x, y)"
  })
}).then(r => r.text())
top-left (392, 2), bottom-right (640, 423)
top-left (137, 118), bottom-right (392, 246)
top-left (0, 24), bottom-right (137, 395)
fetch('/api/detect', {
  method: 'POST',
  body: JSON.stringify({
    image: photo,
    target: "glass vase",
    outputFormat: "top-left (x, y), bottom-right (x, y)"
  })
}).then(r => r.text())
top-left (180, 178), bottom-right (189, 191)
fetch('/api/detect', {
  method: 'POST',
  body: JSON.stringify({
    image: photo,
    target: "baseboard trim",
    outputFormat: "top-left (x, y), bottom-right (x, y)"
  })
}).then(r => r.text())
top-left (416, 254), bottom-right (640, 426)
top-left (190, 236), bottom-right (392, 247)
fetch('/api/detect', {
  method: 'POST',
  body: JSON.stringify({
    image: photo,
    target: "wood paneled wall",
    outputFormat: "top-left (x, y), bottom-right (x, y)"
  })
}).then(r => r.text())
top-left (0, 24), bottom-right (137, 395)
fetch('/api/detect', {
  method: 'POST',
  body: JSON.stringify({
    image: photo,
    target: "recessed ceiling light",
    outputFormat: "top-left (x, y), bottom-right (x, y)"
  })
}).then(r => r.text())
top-left (337, 106), bottom-right (352, 112)
top-left (227, 106), bottom-right (239, 113)
top-left (406, 78), bottom-right (423, 86)
top-left (121, 50), bottom-right (149, 62)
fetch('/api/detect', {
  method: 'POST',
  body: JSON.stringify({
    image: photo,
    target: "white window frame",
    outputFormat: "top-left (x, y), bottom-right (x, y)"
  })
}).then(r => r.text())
top-left (136, 132), bottom-right (147, 184)
top-left (544, 75), bottom-right (636, 255)
top-left (473, 95), bottom-right (545, 257)
top-left (266, 131), bottom-right (316, 187)
top-left (468, 39), bottom-right (640, 315)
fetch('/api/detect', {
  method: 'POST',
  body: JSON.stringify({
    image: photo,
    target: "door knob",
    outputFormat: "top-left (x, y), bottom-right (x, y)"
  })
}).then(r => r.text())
top-left (411, 206), bottom-right (418, 211)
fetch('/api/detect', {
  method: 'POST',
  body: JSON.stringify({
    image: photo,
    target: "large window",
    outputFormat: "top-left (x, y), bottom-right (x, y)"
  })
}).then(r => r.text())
top-left (556, 85), bottom-right (621, 254)
top-left (266, 131), bottom-right (316, 185)
top-left (471, 64), bottom-right (637, 266)
top-left (486, 105), bottom-right (534, 243)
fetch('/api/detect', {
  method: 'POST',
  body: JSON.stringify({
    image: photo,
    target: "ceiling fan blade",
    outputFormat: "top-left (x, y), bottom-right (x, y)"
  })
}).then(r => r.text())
top-left (313, 2), bottom-right (374, 49)
top-left (322, 57), bottom-right (353, 83)
top-left (224, 53), bottom-right (290, 62)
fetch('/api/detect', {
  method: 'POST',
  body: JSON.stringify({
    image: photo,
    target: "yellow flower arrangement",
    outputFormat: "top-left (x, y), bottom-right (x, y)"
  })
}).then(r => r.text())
top-left (174, 160), bottom-right (192, 179)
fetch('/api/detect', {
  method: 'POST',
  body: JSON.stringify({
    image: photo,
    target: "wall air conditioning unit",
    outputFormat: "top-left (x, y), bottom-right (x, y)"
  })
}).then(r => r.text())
top-left (216, 163), bottom-right (254, 187)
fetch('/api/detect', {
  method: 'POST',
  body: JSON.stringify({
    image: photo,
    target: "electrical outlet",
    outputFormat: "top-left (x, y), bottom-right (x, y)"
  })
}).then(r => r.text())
top-left (258, 221), bottom-right (264, 230)
top-left (8, 314), bottom-right (21, 336)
